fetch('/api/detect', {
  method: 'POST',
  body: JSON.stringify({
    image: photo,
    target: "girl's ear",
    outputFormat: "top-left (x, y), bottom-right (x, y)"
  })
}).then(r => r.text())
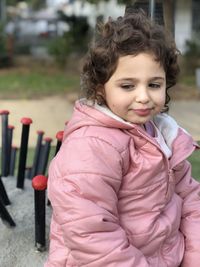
top-left (96, 85), bottom-right (106, 105)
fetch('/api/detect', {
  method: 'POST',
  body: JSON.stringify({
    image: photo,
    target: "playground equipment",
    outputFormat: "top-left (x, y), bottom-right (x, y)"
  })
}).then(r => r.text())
top-left (0, 109), bottom-right (64, 250)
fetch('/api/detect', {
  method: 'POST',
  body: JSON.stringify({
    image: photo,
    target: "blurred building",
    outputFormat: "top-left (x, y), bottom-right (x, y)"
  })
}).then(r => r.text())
top-left (4, 0), bottom-right (200, 55)
top-left (49, 0), bottom-right (200, 53)
top-left (175, 0), bottom-right (200, 52)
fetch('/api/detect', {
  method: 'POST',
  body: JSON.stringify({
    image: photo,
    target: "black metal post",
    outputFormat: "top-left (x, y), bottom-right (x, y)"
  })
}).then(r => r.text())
top-left (9, 146), bottom-right (18, 177)
top-left (30, 130), bottom-right (44, 179)
top-left (0, 195), bottom-right (16, 227)
top-left (7, 125), bottom-right (14, 176)
top-left (0, 110), bottom-right (9, 177)
top-left (32, 175), bottom-right (48, 251)
top-left (16, 117), bottom-right (32, 189)
top-left (25, 166), bottom-right (32, 179)
top-left (149, 0), bottom-right (155, 20)
top-left (55, 130), bottom-right (64, 156)
top-left (37, 137), bottom-right (52, 175)
top-left (47, 131), bottom-right (63, 207)
top-left (0, 176), bottom-right (10, 205)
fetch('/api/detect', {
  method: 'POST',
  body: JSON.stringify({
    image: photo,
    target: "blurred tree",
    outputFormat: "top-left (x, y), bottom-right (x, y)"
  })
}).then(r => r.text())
top-left (163, 0), bottom-right (174, 35)
top-left (7, 0), bottom-right (46, 10)
top-left (0, 23), bottom-right (12, 67)
top-left (29, 0), bottom-right (46, 10)
top-left (82, 0), bottom-right (136, 4)
top-left (48, 33), bottom-right (73, 67)
top-left (183, 39), bottom-right (200, 74)
top-left (48, 13), bottom-right (91, 67)
top-left (0, 0), bottom-right (6, 22)
top-left (6, 0), bottom-right (15, 5)
top-left (0, 23), bottom-right (7, 54)
top-left (84, 0), bottom-right (174, 34)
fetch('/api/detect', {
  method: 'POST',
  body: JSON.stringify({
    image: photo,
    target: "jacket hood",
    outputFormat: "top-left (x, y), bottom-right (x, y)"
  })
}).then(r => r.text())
top-left (63, 99), bottom-right (135, 141)
top-left (63, 99), bottom-right (199, 153)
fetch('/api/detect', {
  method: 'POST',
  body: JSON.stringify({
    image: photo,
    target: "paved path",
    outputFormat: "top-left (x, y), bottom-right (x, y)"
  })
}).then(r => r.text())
top-left (0, 96), bottom-right (74, 147)
top-left (0, 97), bottom-right (199, 147)
top-left (169, 101), bottom-right (200, 141)
top-left (0, 177), bottom-right (50, 267)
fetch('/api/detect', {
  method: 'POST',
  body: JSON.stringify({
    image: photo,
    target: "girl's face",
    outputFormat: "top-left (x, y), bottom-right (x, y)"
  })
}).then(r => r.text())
top-left (103, 53), bottom-right (166, 125)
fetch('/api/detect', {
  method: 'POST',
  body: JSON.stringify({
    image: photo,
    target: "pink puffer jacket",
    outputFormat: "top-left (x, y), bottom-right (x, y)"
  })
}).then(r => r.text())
top-left (45, 100), bottom-right (200, 267)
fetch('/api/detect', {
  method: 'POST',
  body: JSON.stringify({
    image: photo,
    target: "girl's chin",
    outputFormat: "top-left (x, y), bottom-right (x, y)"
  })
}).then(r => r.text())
top-left (127, 116), bottom-right (152, 124)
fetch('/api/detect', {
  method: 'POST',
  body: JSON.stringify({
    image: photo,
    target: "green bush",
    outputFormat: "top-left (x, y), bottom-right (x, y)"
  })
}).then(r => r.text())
top-left (0, 23), bottom-right (12, 68)
top-left (48, 33), bottom-right (73, 67)
top-left (183, 39), bottom-right (200, 74)
top-left (48, 15), bottom-right (91, 68)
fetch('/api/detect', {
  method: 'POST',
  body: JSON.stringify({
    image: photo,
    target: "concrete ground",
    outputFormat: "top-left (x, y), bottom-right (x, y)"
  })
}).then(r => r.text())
top-left (0, 96), bottom-right (199, 148)
top-left (0, 96), bottom-right (74, 147)
top-left (168, 100), bottom-right (200, 141)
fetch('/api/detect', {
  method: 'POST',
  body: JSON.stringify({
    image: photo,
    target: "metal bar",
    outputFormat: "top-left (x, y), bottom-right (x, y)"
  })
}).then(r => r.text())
top-left (149, 0), bottom-right (155, 20)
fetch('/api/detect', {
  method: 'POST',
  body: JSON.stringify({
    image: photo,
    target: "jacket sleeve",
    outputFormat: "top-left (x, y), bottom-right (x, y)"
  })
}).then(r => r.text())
top-left (48, 136), bottom-right (149, 267)
top-left (174, 159), bottom-right (200, 267)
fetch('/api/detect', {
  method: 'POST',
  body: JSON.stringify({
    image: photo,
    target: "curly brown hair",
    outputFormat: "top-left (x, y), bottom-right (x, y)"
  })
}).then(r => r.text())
top-left (81, 9), bottom-right (180, 112)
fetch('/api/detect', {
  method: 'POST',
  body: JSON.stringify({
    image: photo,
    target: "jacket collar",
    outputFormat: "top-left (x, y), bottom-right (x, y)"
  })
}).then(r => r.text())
top-left (64, 100), bottom-right (198, 166)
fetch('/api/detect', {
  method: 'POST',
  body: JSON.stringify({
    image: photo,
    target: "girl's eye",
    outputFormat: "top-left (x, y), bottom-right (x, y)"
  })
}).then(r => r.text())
top-left (120, 84), bottom-right (134, 90)
top-left (149, 83), bottom-right (161, 89)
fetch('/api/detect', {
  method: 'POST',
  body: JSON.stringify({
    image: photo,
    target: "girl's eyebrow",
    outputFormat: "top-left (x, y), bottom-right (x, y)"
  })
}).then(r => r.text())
top-left (115, 78), bottom-right (137, 82)
top-left (150, 77), bottom-right (165, 81)
top-left (116, 77), bottom-right (165, 82)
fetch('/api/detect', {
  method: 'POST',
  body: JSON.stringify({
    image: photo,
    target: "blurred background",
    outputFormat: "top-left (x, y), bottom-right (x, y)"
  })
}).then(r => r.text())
top-left (0, 0), bottom-right (200, 98)
top-left (0, 0), bottom-right (199, 176)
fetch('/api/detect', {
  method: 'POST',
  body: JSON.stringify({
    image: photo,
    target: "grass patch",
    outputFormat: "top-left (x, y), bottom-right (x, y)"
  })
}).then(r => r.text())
top-left (0, 67), bottom-right (80, 99)
top-left (188, 149), bottom-right (200, 181)
top-left (179, 74), bottom-right (196, 87)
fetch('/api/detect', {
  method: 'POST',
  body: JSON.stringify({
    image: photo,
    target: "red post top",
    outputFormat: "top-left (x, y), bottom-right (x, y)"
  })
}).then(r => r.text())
top-left (37, 130), bottom-right (45, 135)
top-left (44, 137), bottom-right (52, 143)
top-left (20, 117), bottom-right (33, 125)
top-left (56, 131), bottom-right (64, 141)
top-left (8, 125), bottom-right (15, 129)
top-left (32, 175), bottom-right (48, 191)
top-left (0, 110), bottom-right (10, 115)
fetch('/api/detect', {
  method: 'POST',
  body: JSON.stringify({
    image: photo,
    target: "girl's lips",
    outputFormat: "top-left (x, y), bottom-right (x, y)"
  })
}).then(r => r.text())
top-left (132, 108), bottom-right (152, 116)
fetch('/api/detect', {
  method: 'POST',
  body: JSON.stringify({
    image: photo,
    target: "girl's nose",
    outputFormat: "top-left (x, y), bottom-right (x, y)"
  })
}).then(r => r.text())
top-left (135, 86), bottom-right (150, 104)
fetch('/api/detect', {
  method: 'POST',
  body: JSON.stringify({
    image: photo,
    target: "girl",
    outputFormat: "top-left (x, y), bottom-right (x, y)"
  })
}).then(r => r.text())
top-left (45, 9), bottom-right (200, 267)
